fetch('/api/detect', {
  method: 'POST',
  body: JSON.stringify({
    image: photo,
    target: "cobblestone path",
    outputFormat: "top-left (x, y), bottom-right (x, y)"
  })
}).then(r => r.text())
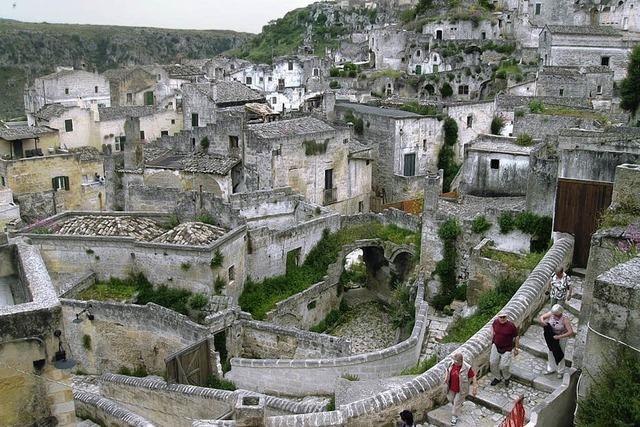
top-left (331, 301), bottom-right (397, 353)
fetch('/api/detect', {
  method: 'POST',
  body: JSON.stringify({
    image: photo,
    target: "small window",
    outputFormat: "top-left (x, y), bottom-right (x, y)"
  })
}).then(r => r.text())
top-left (490, 159), bottom-right (500, 169)
top-left (0, 176), bottom-right (5, 186)
top-left (458, 85), bottom-right (469, 95)
top-left (466, 115), bottom-right (473, 128)
top-left (559, 88), bottom-right (564, 96)
top-left (140, 131), bottom-right (145, 140)
top-left (94, 86), bottom-right (98, 93)
top-left (161, 130), bottom-right (169, 136)
top-left (228, 265), bottom-right (235, 282)
top-left (246, 76), bottom-right (252, 85)
top-left (126, 93), bottom-right (133, 103)
top-left (191, 138), bottom-right (196, 150)
top-left (64, 119), bottom-right (73, 132)
top-left (268, 76), bottom-right (273, 82)
top-left (535, 3), bottom-right (541, 15)
top-left (191, 113), bottom-right (199, 128)
top-left (423, 139), bottom-right (427, 150)
top-left (171, 119), bottom-right (176, 124)
top-left (403, 153), bottom-right (416, 177)
top-left (481, 32), bottom-right (486, 40)
top-left (157, 74), bottom-right (162, 81)
top-left (601, 56), bottom-right (610, 66)
top-left (229, 135), bottom-right (239, 149)
top-left (115, 136), bottom-right (122, 151)
top-left (358, 201), bottom-right (364, 213)
top-left (313, 68), bottom-right (320, 77)
top-left (288, 61), bottom-right (294, 70)
top-left (597, 85), bottom-right (602, 94)
top-left (52, 176), bottom-right (70, 191)
top-left (64, 88), bottom-right (69, 95)
top-left (271, 97), bottom-right (277, 104)
top-left (416, 49), bottom-right (421, 57)
top-left (259, 76), bottom-right (264, 82)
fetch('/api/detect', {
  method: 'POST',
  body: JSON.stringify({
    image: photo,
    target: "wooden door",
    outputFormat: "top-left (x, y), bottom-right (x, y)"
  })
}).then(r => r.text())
top-left (554, 178), bottom-right (613, 267)
top-left (165, 339), bottom-right (211, 386)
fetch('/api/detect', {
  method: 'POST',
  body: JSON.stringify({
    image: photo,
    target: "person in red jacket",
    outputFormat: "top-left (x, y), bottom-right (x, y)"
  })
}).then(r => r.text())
top-left (444, 353), bottom-right (478, 425)
top-left (490, 311), bottom-right (520, 387)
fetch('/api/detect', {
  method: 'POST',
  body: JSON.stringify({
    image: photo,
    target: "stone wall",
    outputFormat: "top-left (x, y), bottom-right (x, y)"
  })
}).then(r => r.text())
top-left (60, 299), bottom-right (211, 375)
top-left (233, 320), bottom-right (351, 359)
top-left (74, 391), bottom-right (154, 427)
top-left (225, 276), bottom-right (429, 396)
top-left (526, 144), bottom-right (558, 217)
top-left (513, 113), bottom-right (599, 139)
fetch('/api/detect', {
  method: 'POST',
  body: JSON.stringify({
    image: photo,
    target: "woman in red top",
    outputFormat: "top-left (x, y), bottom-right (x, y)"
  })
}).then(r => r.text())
top-left (443, 353), bottom-right (478, 426)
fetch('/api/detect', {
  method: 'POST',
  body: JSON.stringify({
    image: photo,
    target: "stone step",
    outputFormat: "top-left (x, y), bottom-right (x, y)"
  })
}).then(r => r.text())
top-left (571, 282), bottom-right (583, 300)
top-left (426, 401), bottom-right (506, 427)
top-left (570, 268), bottom-right (586, 279)
top-left (519, 335), bottom-right (573, 367)
top-left (510, 358), bottom-right (563, 393)
top-left (566, 298), bottom-right (582, 316)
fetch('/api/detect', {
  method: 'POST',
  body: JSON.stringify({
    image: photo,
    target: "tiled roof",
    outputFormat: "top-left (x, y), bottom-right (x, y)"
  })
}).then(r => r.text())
top-left (194, 81), bottom-right (265, 105)
top-left (55, 215), bottom-right (166, 241)
top-left (68, 146), bottom-right (102, 162)
top-left (35, 104), bottom-right (70, 120)
top-left (98, 106), bottom-right (155, 121)
top-left (152, 222), bottom-right (227, 246)
top-left (248, 117), bottom-right (334, 139)
top-left (163, 64), bottom-right (205, 78)
top-left (545, 25), bottom-right (620, 36)
top-left (147, 152), bottom-right (240, 175)
top-left (103, 67), bottom-right (154, 82)
top-left (0, 125), bottom-right (57, 141)
top-left (38, 69), bottom-right (84, 80)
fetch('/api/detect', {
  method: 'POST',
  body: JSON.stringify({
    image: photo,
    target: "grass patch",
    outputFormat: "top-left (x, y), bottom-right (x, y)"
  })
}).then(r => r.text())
top-left (401, 355), bottom-right (437, 375)
top-left (310, 300), bottom-right (351, 333)
top-left (206, 374), bottom-right (236, 391)
top-left (77, 277), bottom-right (139, 301)
top-left (117, 365), bottom-right (148, 377)
top-left (480, 247), bottom-right (545, 272)
top-left (239, 223), bottom-right (419, 320)
top-left (471, 215), bottom-right (492, 234)
top-left (210, 249), bottom-right (224, 268)
top-left (442, 276), bottom-right (522, 343)
top-left (515, 133), bottom-right (534, 147)
top-left (341, 373), bottom-right (360, 381)
top-left (599, 190), bottom-right (640, 229)
top-left (369, 69), bottom-right (404, 80)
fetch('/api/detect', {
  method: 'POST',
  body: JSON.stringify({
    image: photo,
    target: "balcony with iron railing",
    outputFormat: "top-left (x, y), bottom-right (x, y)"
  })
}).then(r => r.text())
top-left (323, 187), bottom-right (337, 205)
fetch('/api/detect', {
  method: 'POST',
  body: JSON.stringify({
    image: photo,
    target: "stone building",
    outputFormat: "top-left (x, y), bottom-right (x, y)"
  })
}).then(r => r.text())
top-left (445, 100), bottom-right (496, 159)
top-left (0, 147), bottom-right (105, 223)
top-left (535, 66), bottom-right (614, 102)
top-left (182, 81), bottom-right (266, 131)
top-left (244, 117), bottom-right (373, 214)
top-left (0, 125), bottom-right (59, 159)
top-left (422, 19), bottom-right (502, 41)
top-left (539, 25), bottom-right (638, 80)
top-left (335, 102), bottom-right (443, 203)
top-left (103, 67), bottom-right (157, 107)
top-left (460, 134), bottom-right (535, 196)
top-left (24, 68), bottom-right (111, 121)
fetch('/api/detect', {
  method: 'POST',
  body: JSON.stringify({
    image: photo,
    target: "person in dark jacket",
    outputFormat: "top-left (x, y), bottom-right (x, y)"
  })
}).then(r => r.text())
top-left (539, 304), bottom-right (574, 378)
top-left (399, 409), bottom-right (414, 426)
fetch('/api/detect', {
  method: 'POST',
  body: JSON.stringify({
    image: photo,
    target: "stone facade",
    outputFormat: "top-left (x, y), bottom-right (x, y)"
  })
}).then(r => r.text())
top-left (535, 66), bottom-right (614, 100)
top-left (446, 101), bottom-right (496, 159)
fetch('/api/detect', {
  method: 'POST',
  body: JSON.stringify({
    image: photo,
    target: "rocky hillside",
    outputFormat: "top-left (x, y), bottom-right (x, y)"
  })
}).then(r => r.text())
top-left (0, 19), bottom-right (252, 120)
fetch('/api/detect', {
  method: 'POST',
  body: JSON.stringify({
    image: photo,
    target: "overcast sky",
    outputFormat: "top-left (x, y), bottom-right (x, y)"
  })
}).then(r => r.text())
top-left (0, 0), bottom-right (318, 33)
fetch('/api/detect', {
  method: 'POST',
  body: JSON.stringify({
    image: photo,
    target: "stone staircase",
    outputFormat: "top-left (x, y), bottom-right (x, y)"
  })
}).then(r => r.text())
top-left (424, 286), bottom-right (582, 427)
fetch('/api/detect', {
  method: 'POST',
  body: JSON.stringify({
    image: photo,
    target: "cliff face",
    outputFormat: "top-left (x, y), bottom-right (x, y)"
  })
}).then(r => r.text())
top-left (0, 19), bottom-right (253, 119)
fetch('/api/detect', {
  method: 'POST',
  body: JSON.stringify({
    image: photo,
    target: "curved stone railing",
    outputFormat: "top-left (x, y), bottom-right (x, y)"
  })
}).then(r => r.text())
top-left (226, 275), bottom-right (429, 395)
top-left (337, 234), bottom-right (574, 425)
top-left (74, 391), bottom-right (155, 427)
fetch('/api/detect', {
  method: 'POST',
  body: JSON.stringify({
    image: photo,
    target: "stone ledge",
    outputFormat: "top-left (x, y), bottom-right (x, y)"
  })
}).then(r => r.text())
top-left (74, 390), bottom-right (155, 427)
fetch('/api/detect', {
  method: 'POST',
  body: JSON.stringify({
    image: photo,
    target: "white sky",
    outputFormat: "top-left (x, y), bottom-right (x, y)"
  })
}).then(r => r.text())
top-left (0, 0), bottom-right (318, 33)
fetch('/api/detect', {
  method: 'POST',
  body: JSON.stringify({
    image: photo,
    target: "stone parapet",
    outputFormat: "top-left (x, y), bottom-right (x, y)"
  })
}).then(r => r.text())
top-left (74, 391), bottom-right (155, 427)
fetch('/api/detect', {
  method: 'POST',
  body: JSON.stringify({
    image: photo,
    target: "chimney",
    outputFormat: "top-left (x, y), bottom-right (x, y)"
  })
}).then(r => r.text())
top-left (123, 117), bottom-right (143, 170)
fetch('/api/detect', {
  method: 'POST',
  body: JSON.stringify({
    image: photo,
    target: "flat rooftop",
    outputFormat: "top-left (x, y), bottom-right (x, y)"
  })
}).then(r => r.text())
top-left (336, 102), bottom-right (424, 119)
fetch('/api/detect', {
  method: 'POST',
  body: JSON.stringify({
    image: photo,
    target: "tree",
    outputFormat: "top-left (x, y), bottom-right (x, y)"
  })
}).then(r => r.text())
top-left (440, 83), bottom-right (453, 98)
top-left (620, 45), bottom-right (640, 118)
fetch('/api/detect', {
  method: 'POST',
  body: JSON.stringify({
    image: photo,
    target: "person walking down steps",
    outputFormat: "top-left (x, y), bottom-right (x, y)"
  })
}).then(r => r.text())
top-left (549, 267), bottom-right (571, 306)
top-left (444, 353), bottom-right (478, 426)
top-left (539, 304), bottom-right (574, 378)
top-left (490, 311), bottom-right (520, 387)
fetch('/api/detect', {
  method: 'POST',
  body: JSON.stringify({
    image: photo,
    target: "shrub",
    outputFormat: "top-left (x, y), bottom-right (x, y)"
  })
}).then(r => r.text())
top-left (599, 190), bottom-right (640, 228)
top-left (490, 116), bottom-right (505, 135)
top-left (195, 213), bottom-right (215, 225)
top-left (329, 80), bottom-right (341, 89)
top-left (210, 249), bottom-right (224, 268)
top-left (528, 99), bottom-right (545, 113)
top-left (166, 213), bottom-right (180, 229)
top-left (401, 355), bottom-right (437, 375)
top-left (433, 219), bottom-right (461, 310)
top-left (188, 293), bottom-right (208, 310)
top-left (576, 348), bottom-right (640, 427)
top-left (400, 100), bottom-right (437, 116)
top-left (85, 249), bottom-right (94, 255)
top-left (495, 70), bottom-right (507, 79)
top-left (389, 285), bottom-right (416, 330)
top-left (515, 133), bottom-right (534, 146)
top-left (206, 374), bottom-right (237, 391)
top-left (214, 276), bottom-right (226, 295)
top-left (82, 335), bottom-right (92, 351)
top-left (180, 262), bottom-right (191, 271)
top-left (200, 137), bottom-right (210, 151)
top-left (440, 82), bottom-right (453, 97)
top-left (515, 109), bottom-right (525, 118)
top-left (498, 212), bottom-right (552, 249)
top-left (132, 365), bottom-right (148, 377)
top-left (471, 215), bottom-right (492, 234)
top-left (438, 218), bottom-right (462, 240)
top-left (498, 212), bottom-right (515, 234)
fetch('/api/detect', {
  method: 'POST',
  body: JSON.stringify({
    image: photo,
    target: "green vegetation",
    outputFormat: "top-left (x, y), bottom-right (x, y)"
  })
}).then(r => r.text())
top-left (344, 112), bottom-right (364, 135)
top-left (340, 261), bottom-right (367, 287)
top-left (480, 246), bottom-right (545, 272)
top-left (326, 396), bottom-right (336, 411)
top-left (401, 355), bottom-right (437, 375)
top-left (389, 285), bottom-right (416, 330)
top-left (85, 249), bottom-right (95, 255)
top-left (515, 133), bottom-right (534, 147)
top-left (432, 219), bottom-right (462, 311)
top-left (310, 300), bottom-right (351, 333)
top-left (490, 116), bottom-right (505, 135)
top-left (495, 59), bottom-right (521, 80)
top-left (118, 364), bottom-right (149, 378)
top-left (368, 69), bottom-right (404, 80)
top-left (528, 100), bottom-right (545, 113)
top-left (166, 214), bottom-right (180, 229)
top-left (206, 374), bottom-right (237, 391)
top-left (82, 335), bottom-right (92, 351)
top-left (329, 80), bottom-right (341, 89)
top-left (498, 211), bottom-right (553, 250)
top-left (400, 101), bottom-right (437, 116)
top-left (341, 373), bottom-right (360, 381)
top-left (619, 45), bottom-right (640, 117)
top-left (214, 276), bottom-right (226, 295)
top-left (576, 348), bottom-right (640, 427)
top-left (239, 223), bottom-right (419, 320)
top-left (200, 137), bottom-right (210, 151)
top-left (303, 139), bottom-right (329, 155)
top-left (442, 276), bottom-right (522, 343)
top-left (181, 262), bottom-right (191, 271)
top-left (78, 273), bottom-right (210, 322)
top-left (599, 190), bottom-right (640, 229)
top-left (471, 215), bottom-right (492, 234)
top-left (330, 62), bottom-right (360, 78)
top-left (438, 117), bottom-right (460, 193)
top-left (28, 226), bottom-right (52, 234)
top-left (230, 8), bottom-right (344, 64)
top-left (188, 293), bottom-right (209, 310)
top-left (527, 99), bottom-right (609, 123)
top-left (440, 82), bottom-right (453, 98)
top-left (195, 213), bottom-right (216, 225)
top-left (210, 249), bottom-right (224, 268)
